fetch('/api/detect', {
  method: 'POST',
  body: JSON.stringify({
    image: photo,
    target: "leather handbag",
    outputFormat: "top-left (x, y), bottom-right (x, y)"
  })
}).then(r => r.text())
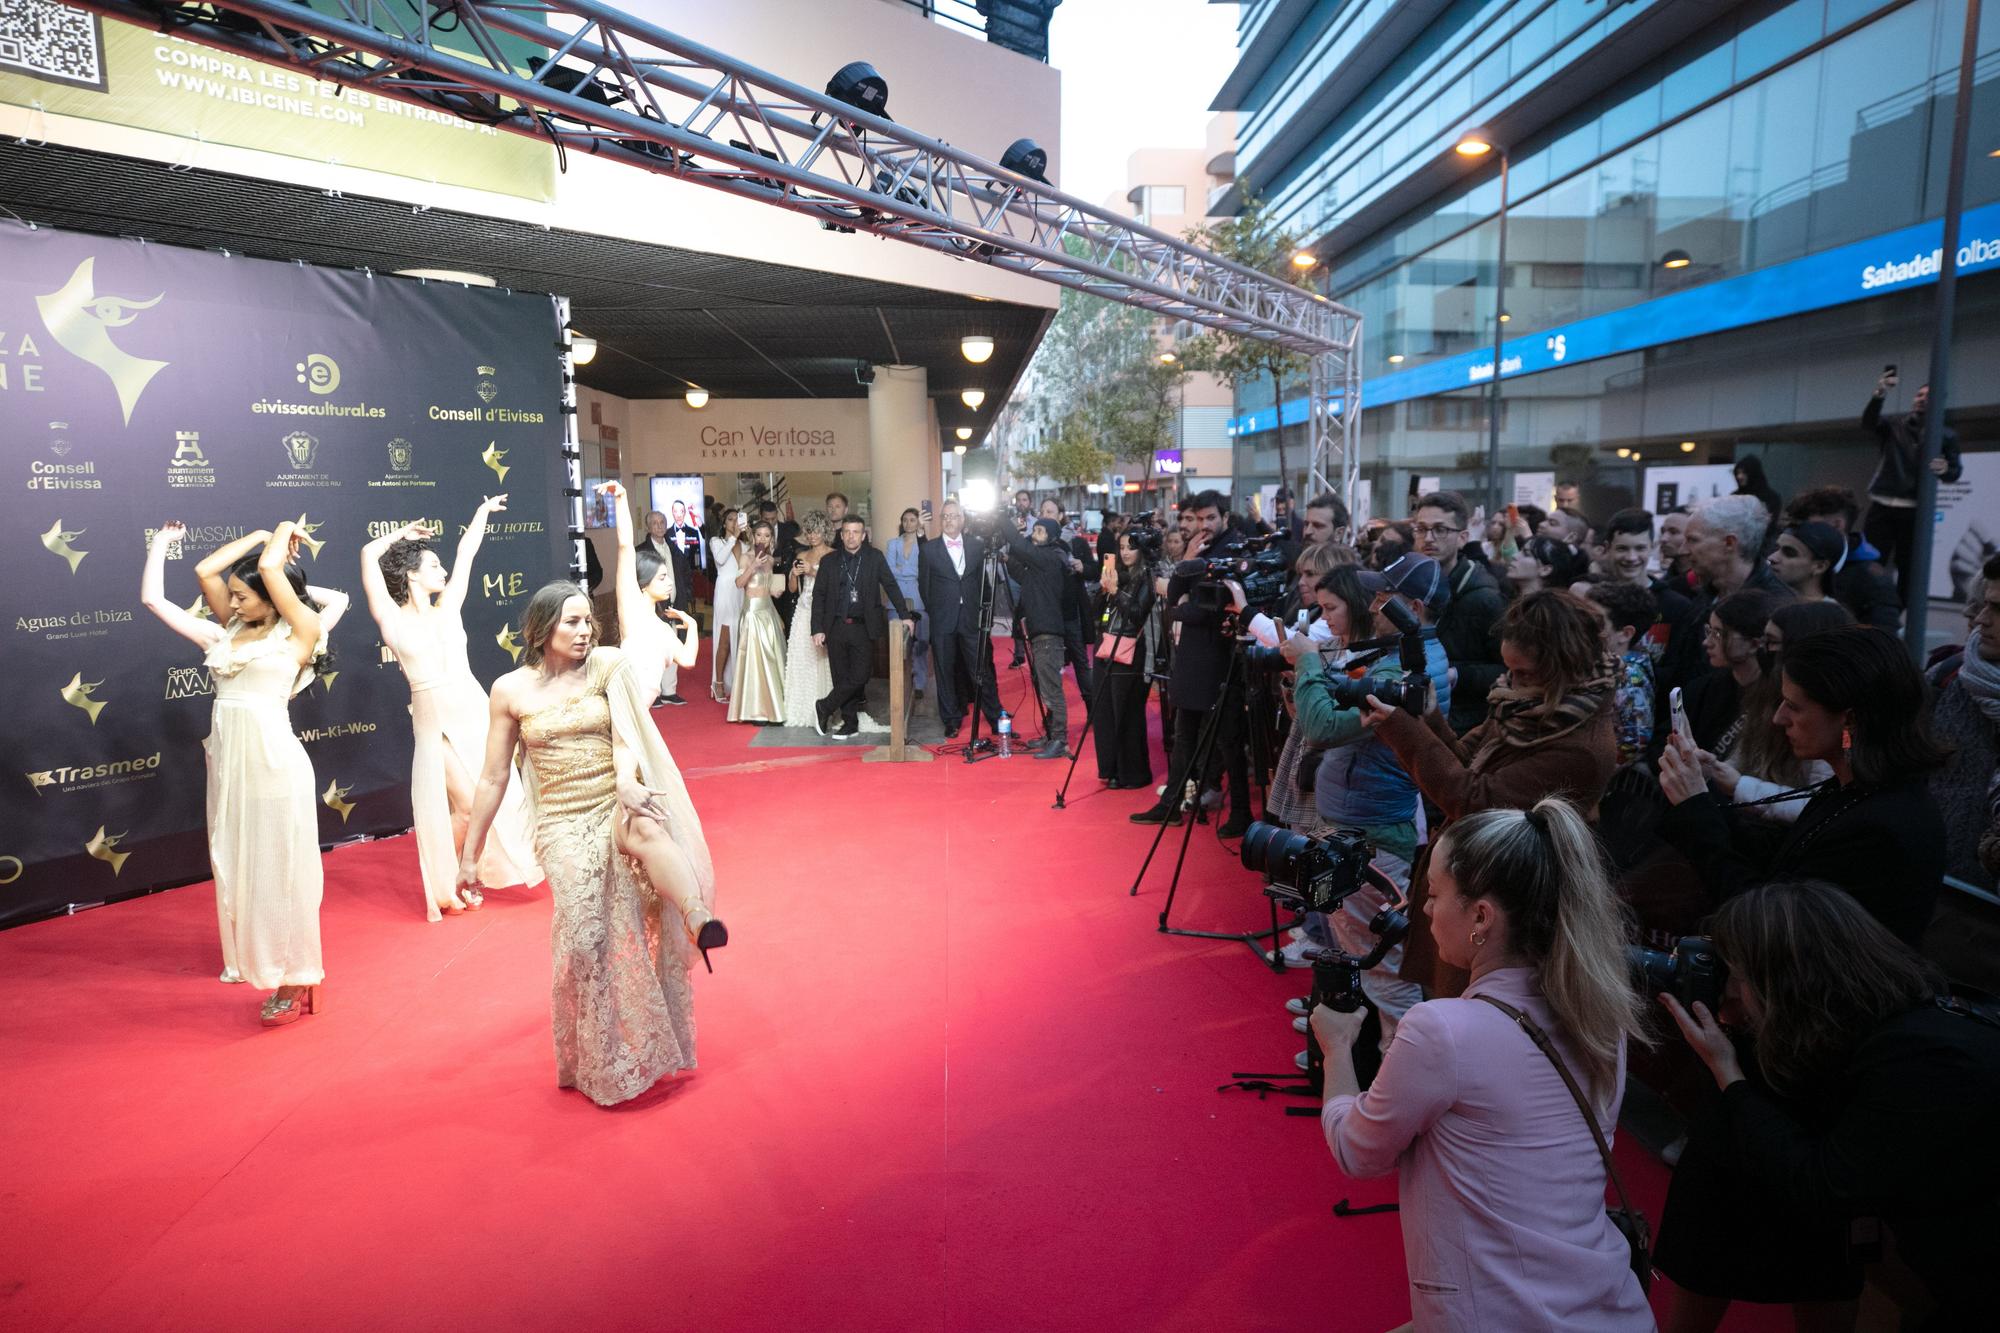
top-left (1474, 994), bottom-right (1654, 1292)
top-left (1096, 631), bottom-right (1137, 665)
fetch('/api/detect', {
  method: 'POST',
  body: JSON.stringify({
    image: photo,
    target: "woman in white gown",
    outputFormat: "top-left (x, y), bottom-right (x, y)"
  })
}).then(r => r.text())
top-left (360, 497), bottom-right (540, 920)
top-left (140, 520), bottom-right (348, 1027)
top-left (781, 511), bottom-right (834, 729)
top-left (708, 508), bottom-right (744, 703)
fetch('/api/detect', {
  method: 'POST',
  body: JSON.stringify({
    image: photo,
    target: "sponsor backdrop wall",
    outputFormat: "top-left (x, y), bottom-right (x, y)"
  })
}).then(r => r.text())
top-left (0, 221), bottom-right (567, 925)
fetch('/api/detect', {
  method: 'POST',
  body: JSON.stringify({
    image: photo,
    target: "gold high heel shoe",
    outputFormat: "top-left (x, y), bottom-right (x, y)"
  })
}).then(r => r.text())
top-left (259, 984), bottom-right (321, 1027)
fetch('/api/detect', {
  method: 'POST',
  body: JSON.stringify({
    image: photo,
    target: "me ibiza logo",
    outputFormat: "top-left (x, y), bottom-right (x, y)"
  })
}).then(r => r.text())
top-left (40, 518), bottom-right (87, 573)
top-left (476, 364), bottom-right (499, 404)
top-left (296, 353), bottom-right (341, 395)
top-left (35, 258), bottom-right (169, 426)
top-left (282, 431), bottom-right (321, 471)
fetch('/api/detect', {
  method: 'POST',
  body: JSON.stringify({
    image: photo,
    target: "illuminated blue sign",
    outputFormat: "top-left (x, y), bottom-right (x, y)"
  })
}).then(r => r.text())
top-left (1228, 202), bottom-right (2000, 435)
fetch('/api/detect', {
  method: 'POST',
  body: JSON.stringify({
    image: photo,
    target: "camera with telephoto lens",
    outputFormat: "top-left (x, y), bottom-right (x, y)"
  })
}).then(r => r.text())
top-left (1240, 822), bottom-right (1371, 916)
top-left (1628, 935), bottom-right (1727, 1013)
top-left (1316, 596), bottom-right (1434, 715)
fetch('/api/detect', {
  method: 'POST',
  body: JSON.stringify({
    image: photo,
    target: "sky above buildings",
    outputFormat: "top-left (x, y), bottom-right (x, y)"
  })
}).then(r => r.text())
top-left (1047, 1), bottom-right (1241, 209)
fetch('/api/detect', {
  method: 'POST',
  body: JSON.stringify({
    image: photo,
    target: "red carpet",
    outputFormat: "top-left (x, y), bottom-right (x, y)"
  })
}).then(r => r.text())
top-left (1, 639), bottom-right (1782, 1331)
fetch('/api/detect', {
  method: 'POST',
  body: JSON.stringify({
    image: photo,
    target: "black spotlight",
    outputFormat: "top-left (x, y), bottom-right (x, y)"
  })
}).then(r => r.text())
top-left (1000, 138), bottom-right (1048, 184)
top-left (826, 62), bottom-right (890, 118)
top-left (528, 55), bottom-right (624, 107)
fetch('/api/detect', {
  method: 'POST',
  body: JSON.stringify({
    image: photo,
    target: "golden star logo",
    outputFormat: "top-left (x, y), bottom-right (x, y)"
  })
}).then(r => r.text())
top-left (36, 258), bottom-right (169, 426)
top-left (40, 519), bottom-right (88, 573)
top-left (322, 778), bottom-right (356, 823)
top-left (292, 513), bottom-right (326, 559)
top-left (84, 825), bottom-right (130, 875)
top-left (317, 668), bottom-right (339, 692)
top-left (496, 624), bottom-right (524, 662)
top-left (187, 595), bottom-right (213, 621)
top-left (60, 673), bottom-right (107, 724)
top-left (481, 441), bottom-right (510, 485)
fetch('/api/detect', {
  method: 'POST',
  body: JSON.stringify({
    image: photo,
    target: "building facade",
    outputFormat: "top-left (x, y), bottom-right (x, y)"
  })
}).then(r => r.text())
top-left (1216, 0), bottom-right (1998, 527)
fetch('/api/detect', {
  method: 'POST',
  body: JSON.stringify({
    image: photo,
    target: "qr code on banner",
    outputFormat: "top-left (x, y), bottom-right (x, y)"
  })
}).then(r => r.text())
top-left (0, 0), bottom-right (108, 92)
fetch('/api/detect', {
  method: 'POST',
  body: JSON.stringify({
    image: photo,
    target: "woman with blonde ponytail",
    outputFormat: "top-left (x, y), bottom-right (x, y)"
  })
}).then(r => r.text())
top-left (1316, 796), bottom-right (1654, 1332)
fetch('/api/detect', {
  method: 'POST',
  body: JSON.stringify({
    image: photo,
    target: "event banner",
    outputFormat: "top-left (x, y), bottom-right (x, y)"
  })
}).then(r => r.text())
top-left (0, 220), bottom-right (568, 924)
top-left (0, 3), bottom-right (556, 201)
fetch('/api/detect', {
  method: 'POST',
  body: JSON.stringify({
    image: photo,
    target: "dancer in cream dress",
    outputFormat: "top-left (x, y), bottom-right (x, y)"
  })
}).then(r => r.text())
top-left (708, 508), bottom-right (744, 702)
top-left (361, 497), bottom-right (540, 920)
top-left (140, 520), bottom-right (348, 1027)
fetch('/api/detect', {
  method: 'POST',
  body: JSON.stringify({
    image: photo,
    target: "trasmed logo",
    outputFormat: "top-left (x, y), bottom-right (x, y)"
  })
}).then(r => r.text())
top-left (165, 665), bottom-right (214, 700)
top-left (476, 364), bottom-right (499, 403)
top-left (40, 518), bottom-right (87, 573)
top-left (168, 430), bottom-right (216, 488)
top-left (35, 258), bottom-right (168, 426)
top-left (297, 353), bottom-right (341, 395)
top-left (60, 673), bottom-right (107, 724)
top-left (84, 826), bottom-right (131, 875)
top-left (322, 778), bottom-right (357, 823)
top-left (25, 749), bottom-right (162, 796)
top-left (481, 440), bottom-right (510, 485)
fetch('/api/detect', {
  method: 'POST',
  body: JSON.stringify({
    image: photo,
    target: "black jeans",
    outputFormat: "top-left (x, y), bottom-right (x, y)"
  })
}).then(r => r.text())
top-left (820, 619), bottom-right (874, 726)
top-left (1091, 659), bottom-right (1152, 785)
top-left (932, 624), bottom-right (1002, 728)
top-left (1864, 501), bottom-right (1918, 604)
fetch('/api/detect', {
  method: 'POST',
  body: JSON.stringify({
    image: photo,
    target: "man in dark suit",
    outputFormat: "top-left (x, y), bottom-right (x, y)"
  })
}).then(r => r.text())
top-left (666, 499), bottom-right (706, 572)
top-left (639, 509), bottom-right (693, 705)
top-left (812, 515), bottom-right (916, 736)
top-left (919, 499), bottom-right (1004, 739)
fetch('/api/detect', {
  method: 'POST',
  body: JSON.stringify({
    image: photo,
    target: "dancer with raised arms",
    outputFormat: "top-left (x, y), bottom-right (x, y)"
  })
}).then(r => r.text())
top-left (458, 486), bottom-right (724, 1106)
top-left (361, 497), bottom-right (540, 920)
top-left (140, 520), bottom-right (349, 1027)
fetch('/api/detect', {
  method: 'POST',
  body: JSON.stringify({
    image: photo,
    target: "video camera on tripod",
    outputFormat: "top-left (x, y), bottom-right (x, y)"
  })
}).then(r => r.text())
top-left (1182, 535), bottom-right (1289, 612)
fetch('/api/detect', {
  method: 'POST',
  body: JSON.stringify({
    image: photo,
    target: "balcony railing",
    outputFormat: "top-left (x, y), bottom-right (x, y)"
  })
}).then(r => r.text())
top-left (885, 0), bottom-right (1061, 62)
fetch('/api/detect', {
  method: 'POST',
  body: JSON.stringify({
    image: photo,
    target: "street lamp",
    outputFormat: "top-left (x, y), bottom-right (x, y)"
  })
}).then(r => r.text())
top-left (1458, 132), bottom-right (1511, 519)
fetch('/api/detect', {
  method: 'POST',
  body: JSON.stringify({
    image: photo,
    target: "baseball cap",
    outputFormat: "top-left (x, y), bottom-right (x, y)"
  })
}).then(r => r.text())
top-left (1359, 552), bottom-right (1449, 614)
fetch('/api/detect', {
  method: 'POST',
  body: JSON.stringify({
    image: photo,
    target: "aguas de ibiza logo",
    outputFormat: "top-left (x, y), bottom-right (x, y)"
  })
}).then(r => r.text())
top-left (34, 258), bottom-right (169, 426)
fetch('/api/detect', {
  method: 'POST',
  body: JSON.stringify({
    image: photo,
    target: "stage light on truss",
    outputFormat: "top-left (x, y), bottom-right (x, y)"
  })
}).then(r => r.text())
top-left (1000, 138), bottom-right (1049, 183)
top-left (961, 335), bottom-right (995, 363)
top-left (954, 426), bottom-right (973, 440)
top-left (570, 333), bottom-right (599, 365)
top-left (961, 389), bottom-right (986, 409)
top-left (826, 62), bottom-right (889, 118)
top-left (960, 479), bottom-right (997, 513)
top-left (527, 55), bottom-right (623, 106)
top-left (685, 387), bottom-right (710, 408)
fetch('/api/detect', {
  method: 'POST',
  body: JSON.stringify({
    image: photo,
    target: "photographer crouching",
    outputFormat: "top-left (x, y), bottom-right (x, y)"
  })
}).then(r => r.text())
top-left (1275, 556), bottom-right (1453, 1053)
top-left (1649, 881), bottom-right (2000, 1332)
top-left (1315, 797), bottom-right (1656, 1331)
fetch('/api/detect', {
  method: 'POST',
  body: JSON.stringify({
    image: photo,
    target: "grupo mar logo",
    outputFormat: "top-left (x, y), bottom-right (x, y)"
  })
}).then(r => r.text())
top-left (297, 353), bottom-right (341, 395)
top-left (35, 258), bottom-right (168, 426)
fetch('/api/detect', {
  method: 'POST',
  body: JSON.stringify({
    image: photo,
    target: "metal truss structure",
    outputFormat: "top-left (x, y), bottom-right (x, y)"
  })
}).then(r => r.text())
top-left (64, 0), bottom-right (1363, 502)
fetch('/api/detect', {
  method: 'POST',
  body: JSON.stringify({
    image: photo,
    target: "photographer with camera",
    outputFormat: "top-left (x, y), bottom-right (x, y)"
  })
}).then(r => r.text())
top-left (1316, 797), bottom-right (1655, 1332)
top-left (1006, 516), bottom-right (1082, 760)
top-left (1659, 624), bottom-right (1947, 946)
top-left (1130, 490), bottom-right (1255, 836)
top-left (1364, 590), bottom-right (1622, 997)
top-left (1649, 880), bottom-right (2000, 1332)
top-left (1091, 528), bottom-right (1159, 789)
top-left (1276, 558), bottom-right (1453, 1048)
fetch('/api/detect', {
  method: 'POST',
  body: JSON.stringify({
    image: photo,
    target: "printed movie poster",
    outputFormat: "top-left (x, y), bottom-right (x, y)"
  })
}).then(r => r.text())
top-left (0, 220), bottom-right (568, 923)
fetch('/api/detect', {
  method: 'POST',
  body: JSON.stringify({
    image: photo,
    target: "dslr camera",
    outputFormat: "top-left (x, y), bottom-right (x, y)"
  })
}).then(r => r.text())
top-left (1240, 822), bottom-right (1371, 916)
top-left (1628, 935), bottom-right (1726, 1012)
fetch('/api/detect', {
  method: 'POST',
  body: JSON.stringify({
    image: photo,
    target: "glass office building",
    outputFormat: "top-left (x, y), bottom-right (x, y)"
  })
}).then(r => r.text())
top-left (1217, 0), bottom-right (1998, 518)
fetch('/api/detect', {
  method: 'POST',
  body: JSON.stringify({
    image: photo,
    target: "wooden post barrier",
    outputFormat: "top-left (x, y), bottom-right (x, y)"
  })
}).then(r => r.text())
top-left (864, 618), bottom-right (933, 764)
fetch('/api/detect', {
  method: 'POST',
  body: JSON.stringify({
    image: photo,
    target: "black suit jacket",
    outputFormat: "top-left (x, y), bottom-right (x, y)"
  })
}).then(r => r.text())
top-left (811, 546), bottom-right (911, 640)
top-left (636, 534), bottom-right (693, 611)
top-left (918, 534), bottom-right (987, 636)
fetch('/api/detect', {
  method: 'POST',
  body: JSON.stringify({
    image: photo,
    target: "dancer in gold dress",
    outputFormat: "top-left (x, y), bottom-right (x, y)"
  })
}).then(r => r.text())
top-left (726, 519), bottom-right (788, 724)
top-left (460, 565), bottom-right (721, 1106)
top-left (361, 498), bottom-right (539, 919)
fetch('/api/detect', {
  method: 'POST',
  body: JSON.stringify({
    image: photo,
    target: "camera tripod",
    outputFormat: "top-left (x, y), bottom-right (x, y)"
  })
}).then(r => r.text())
top-left (1051, 628), bottom-right (1129, 809)
top-left (961, 540), bottom-right (1041, 762)
top-left (1125, 638), bottom-right (1285, 967)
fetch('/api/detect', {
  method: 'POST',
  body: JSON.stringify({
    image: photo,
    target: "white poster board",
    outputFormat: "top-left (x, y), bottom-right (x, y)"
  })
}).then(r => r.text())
top-left (1930, 452), bottom-right (2000, 601)
top-left (1642, 464), bottom-right (1737, 516)
top-left (1350, 478), bottom-right (1374, 529)
top-left (1512, 471), bottom-right (1555, 509)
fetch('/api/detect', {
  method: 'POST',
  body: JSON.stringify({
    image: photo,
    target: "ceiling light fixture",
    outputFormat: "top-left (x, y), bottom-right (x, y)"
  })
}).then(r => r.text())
top-left (953, 443), bottom-right (967, 456)
top-left (569, 334), bottom-right (599, 365)
top-left (961, 389), bottom-right (986, 409)
top-left (1661, 249), bottom-right (1693, 269)
top-left (1455, 135), bottom-right (1493, 157)
top-left (1680, 440), bottom-right (1698, 453)
top-left (1387, 353), bottom-right (1405, 364)
top-left (393, 267), bottom-right (498, 287)
top-left (684, 387), bottom-right (709, 409)
top-left (1616, 447), bottom-right (1632, 459)
top-left (954, 426), bottom-right (973, 440)
top-left (961, 335), bottom-right (995, 363)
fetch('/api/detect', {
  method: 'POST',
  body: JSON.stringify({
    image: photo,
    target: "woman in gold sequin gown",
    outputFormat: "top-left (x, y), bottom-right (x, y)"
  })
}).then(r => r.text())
top-left (459, 580), bottom-right (717, 1106)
